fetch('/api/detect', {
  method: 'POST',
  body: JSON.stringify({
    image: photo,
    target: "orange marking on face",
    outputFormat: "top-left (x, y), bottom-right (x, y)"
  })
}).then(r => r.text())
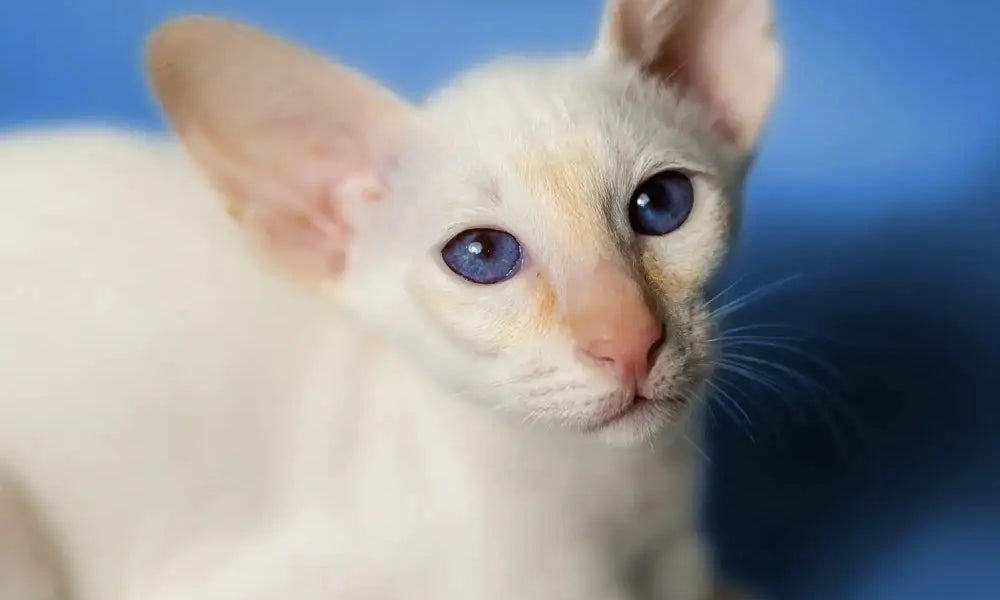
top-left (482, 275), bottom-right (559, 348)
top-left (512, 142), bottom-right (607, 246)
top-left (534, 274), bottom-right (558, 329)
top-left (564, 260), bottom-right (648, 334)
top-left (639, 247), bottom-right (681, 294)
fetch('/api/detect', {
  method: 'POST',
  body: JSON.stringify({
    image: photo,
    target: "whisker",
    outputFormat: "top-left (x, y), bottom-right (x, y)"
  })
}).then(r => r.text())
top-left (712, 366), bottom-right (810, 429)
top-left (712, 334), bottom-right (807, 344)
top-left (707, 273), bottom-right (805, 320)
top-left (713, 358), bottom-right (791, 398)
top-left (722, 338), bottom-right (850, 390)
top-left (703, 378), bottom-right (757, 444)
top-left (714, 322), bottom-right (808, 337)
top-left (698, 273), bottom-right (874, 452)
top-left (682, 430), bottom-right (711, 463)
top-left (524, 382), bottom-right (589, 398)
top-left (483, 365), bottom-right (561, 388)
top-left (671, 389), bottom-right (708, 457)
top-left (703, 274), bottom-right (746, 311)
top-left (717, 352), bottom-right (856, 451)
top-left (723, 353), bottom-right (841, 404)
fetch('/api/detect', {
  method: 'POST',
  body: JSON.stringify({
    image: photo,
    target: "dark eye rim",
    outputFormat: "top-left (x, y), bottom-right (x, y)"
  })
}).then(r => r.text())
top-left (627, 168), bottom-right (696, 237)
top-left (439, 226), bottom-right (524, 285)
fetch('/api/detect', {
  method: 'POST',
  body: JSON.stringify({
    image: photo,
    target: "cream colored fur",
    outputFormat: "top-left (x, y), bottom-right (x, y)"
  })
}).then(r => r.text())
top-left (0, 1), bottom-right (781, 598)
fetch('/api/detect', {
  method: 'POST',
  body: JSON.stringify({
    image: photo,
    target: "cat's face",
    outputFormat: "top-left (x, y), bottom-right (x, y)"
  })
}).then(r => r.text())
top-left (148, 0), bottom-right (781, 446)
top-left (347, 60), bottom-right (741, 444)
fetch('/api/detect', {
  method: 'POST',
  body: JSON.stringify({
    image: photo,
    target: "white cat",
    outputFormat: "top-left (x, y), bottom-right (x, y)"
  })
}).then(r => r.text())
top-left (0, 0), bottom-right (781, 598)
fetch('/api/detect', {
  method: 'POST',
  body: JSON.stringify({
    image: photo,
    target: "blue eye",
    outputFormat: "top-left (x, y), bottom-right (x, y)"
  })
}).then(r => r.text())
top-left (441, 228), bottom-right (523, 284)
top-left (628, 170), bottom-right (694, 236)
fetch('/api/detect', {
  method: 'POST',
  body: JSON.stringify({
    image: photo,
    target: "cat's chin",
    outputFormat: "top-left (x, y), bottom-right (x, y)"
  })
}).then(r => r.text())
top-left (585, 396), bottom-right (686, 448)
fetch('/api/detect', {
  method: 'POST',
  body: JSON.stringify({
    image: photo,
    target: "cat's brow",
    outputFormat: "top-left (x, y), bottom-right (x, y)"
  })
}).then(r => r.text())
top-left (480, 178), bottom-right (502, 205)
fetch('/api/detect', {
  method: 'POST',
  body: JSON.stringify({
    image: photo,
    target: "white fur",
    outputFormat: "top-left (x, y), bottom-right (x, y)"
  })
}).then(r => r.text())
top-left (0, 1), bottom-right (780, 598)
top-left (0, 129), bottom-right (703, 600)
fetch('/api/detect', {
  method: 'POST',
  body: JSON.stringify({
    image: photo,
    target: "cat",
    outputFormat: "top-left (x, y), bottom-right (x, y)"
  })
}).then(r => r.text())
top-left (0, 0), bottom-right (782, 598)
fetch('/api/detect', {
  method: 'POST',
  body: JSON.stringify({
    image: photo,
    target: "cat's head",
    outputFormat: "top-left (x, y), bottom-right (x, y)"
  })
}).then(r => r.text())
top-left (147, 0), bottom-right (782, 446)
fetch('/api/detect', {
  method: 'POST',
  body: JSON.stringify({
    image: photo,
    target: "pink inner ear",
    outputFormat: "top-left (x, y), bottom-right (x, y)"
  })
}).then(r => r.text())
top-left (253, 198), bottom-right (353, 277)
top-left (148, 16), bottom-right (421, 282)
top-left (262, 166), bottom-right (391, 279)
top-left (654, 57), bottom-right (742, 143)
top-left (184, 132), bottom-right (355, 279)
top-left (599, 0), bottom-right (780, 149)
top-left (189, 124), bottom-right (396, 280)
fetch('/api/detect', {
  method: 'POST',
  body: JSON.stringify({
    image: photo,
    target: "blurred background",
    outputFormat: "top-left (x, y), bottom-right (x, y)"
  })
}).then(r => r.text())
top-left (2, 1), bottom-right (998, 598)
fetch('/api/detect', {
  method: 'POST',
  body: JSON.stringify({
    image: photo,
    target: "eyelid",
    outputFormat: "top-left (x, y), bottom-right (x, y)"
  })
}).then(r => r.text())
top-left (636, 153), bottom-right (716, 183)
top-left (642, 163), bottom-right (710, 183)
top-left (436, 211), bottom-right (529, 246)
top-left (436, 222), bottom-right (492, 250)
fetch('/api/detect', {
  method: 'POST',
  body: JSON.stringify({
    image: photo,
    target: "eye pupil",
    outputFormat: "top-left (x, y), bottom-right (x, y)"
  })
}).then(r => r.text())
top-left (628, 170), bottom-right (694, 236)
top-left (442, 228), bottom-right (522, 285)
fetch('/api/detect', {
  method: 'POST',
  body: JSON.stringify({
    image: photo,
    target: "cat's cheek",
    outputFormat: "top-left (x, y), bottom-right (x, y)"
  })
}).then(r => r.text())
top-left (638, 180), bottom-right (733, 292)
top-left (394, 276), bottom-right (494, 369)
top-left (474, 276), bottom-right (561, 353)
top-left (405, 264), bottom-right (538, 348)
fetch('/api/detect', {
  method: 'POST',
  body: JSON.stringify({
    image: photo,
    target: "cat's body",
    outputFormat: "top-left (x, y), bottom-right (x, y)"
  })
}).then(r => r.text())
top-left (0, 1), bottom-right (782, 598)
top-left (0, 132), bottom-right (698, 600)
top-left (0, 129), bottom-right (702, 600)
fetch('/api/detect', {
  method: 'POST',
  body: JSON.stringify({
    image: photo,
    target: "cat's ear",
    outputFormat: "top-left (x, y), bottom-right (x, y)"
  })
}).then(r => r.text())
top-left (147, 17), bottom-right (421, 280)
top-left (594, 0), bottom-right (782, 150)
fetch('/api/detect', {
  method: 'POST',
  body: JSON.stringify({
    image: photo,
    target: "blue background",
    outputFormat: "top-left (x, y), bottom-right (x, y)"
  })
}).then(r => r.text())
top-left (3, 1), bottom-right (998, 598)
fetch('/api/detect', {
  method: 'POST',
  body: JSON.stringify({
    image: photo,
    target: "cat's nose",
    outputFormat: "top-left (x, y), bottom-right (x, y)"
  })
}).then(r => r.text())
top-left (581, 321), bottom-right (665, 388)
top-left (565, 258), bottom-right (666, 388)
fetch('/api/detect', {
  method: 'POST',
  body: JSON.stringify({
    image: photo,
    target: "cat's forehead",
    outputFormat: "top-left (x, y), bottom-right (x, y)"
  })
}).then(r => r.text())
top-left (412, 57), bottom-right (730, 257)
top-left (427, 58), bottom-right (722, 165)
top-left (422, 57), bottom-right (726, 210)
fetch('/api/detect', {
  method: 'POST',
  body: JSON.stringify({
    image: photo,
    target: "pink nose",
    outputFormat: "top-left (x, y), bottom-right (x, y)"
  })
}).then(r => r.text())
top-left (581, 321), bottom-right (665, 387)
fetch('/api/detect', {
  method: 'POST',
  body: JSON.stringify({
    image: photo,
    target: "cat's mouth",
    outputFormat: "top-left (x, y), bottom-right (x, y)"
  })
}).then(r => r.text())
top-left (598, 395), bottom-right (653, 426)
top-left (586, 393), bottom-right (681, 432)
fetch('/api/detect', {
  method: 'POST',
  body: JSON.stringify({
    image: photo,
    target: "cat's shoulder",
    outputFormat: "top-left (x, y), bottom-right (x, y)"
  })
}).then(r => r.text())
top-left (0, 125), bottom-right (178, 168)
top-left (0, 125), bottom-right (201, 215)
top-left (0, 124), bottom-right (228, 242)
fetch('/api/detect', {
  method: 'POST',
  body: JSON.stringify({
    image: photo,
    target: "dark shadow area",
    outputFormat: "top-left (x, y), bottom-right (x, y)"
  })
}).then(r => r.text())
top-left (704, 156), bottom-right (1000, 599)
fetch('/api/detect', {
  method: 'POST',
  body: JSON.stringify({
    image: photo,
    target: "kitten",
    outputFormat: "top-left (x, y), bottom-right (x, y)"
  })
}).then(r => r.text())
top-left (0, 0), bottom-right (781, 598)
